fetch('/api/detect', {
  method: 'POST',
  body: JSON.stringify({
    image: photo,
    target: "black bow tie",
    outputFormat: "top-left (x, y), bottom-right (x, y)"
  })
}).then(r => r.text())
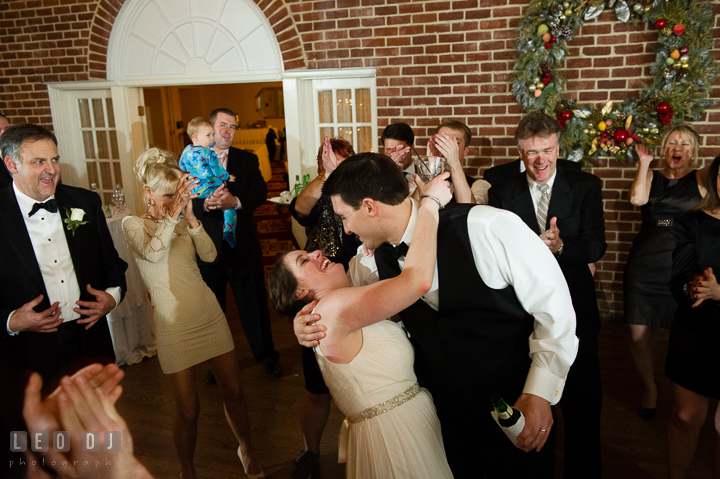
top-left (28, 199), bottom-right (58, 217)
top-left (377, 241), bottom-right (409, 261)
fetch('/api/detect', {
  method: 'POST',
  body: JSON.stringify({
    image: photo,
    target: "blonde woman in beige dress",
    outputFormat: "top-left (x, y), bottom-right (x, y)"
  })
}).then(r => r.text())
top-left (122, 148), bottom-right (264, 479)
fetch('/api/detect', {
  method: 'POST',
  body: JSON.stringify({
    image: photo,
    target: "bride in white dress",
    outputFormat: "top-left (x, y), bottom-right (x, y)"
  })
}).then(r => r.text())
top-left (269, 173), bottom-right (454, 479)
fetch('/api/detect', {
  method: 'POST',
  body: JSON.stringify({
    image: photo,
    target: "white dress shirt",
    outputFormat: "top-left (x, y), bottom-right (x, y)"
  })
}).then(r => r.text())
top-left (527, 170), bottom-right (557, 214)
top-left (210, 147), bottom-right (242, 210)
top-left (348, 199), bottom-right (579, 405)
top-left (7, 184), bottom-right (121, 334)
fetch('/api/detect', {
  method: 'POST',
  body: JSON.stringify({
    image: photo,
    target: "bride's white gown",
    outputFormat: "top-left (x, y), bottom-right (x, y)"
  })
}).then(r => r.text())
top-left (315, 320), bottom-right (453, 479)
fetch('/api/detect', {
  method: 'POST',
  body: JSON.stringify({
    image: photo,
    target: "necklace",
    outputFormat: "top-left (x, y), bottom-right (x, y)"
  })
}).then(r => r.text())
top-left (143, 210), bottom-right (162, 223)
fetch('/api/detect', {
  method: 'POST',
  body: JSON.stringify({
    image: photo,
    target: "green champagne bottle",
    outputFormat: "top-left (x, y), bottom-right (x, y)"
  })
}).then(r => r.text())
top-left (491, 395), bottom-right (522, 427)
top-left (490, 395), bottom-right (525, 444)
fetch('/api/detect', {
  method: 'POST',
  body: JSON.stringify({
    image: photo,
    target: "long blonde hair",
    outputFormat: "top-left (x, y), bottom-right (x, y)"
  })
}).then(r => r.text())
top-left (134, 148), bottom-right (183, 201)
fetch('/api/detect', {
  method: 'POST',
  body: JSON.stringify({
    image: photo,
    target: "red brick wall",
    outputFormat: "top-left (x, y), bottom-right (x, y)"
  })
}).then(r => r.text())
top-left (2, 0), bottom-right (719, 316)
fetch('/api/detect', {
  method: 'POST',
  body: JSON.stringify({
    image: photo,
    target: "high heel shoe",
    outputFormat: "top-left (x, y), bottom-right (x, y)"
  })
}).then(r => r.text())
top-left (237, 446), bottom-right (265, 479)
top-left (639, 381), bottom-right (658, 419)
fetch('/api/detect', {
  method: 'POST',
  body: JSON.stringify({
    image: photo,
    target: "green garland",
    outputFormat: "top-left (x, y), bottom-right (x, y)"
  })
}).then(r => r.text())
top-left (513, 0), bottom-right (719, 163)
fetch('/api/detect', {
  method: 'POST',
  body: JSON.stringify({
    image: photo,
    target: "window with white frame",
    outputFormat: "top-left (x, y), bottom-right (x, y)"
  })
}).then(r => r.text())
top-left (313, 78), bottom-right (376, 155)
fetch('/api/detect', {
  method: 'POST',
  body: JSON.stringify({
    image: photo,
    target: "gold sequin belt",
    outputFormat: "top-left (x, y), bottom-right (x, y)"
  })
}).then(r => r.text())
top-left (338, 382), bottom-right (422, 463)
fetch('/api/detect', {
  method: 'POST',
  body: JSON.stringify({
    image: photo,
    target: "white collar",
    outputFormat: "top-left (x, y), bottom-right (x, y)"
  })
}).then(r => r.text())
top-left (526, 169), bottom-right (557, 192)
top-left (13, 182), bottom-right (56, 216)
top-left (395, 198), bottom-right (418, 247)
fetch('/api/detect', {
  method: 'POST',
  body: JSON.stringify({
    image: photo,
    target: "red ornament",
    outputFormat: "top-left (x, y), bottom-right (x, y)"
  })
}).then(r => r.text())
top-left (680, 46), bottom-right (689, 55)
top-left (673, 24), bottom-right (685, 35)
top-left (655, 19), bottom-right (666, 29)
top-left (542, 76), bottom-right (551, 85)
top-left (613, 129), bottom-right (628, 143)
top-left (601, 132), bottom-right (607, 138)
top-left (545, 42), bottom-right (552, 49)
top-left (656, 101), bottom-right (670, 113)
top-left (561, 110), bottom-right (573, 121)
top-left (550, 37), bottom-right (557, 43)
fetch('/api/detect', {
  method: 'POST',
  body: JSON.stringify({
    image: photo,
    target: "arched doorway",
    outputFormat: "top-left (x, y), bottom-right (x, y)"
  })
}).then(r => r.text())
top-left (49, 0), bottom-right (286, 214)
top-left (48, 0), bottom-right (376, 219)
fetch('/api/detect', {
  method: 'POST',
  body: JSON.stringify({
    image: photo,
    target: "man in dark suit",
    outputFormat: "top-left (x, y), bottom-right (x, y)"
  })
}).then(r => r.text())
top-left (484, 157), bottom-right (581, 185)
top-left (0, 124), bottom-right (127, 390)
top-left (194, 108), bottom-right (281, 378)
top-left (488, 111), bottom-right (606, 479)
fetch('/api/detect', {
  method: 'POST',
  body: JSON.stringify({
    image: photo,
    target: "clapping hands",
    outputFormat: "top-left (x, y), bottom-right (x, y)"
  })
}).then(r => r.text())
top-left (688, 267), bottom-right (720, 307)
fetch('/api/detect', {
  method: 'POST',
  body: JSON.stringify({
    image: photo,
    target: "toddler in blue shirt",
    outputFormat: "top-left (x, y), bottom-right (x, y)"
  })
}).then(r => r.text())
top-left (179, 117), bottom-right (237, 247)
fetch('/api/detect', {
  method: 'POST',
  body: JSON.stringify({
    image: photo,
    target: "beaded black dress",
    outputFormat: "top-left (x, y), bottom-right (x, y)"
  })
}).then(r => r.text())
top-left (623, 170), bottom-right (702, 327)
top-left (288, 196), bottom-right (360, 269)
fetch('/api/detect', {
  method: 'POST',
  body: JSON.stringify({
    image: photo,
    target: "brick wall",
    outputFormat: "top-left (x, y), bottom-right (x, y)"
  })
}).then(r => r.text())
top-left (1, 0), bottom-right (719, 316)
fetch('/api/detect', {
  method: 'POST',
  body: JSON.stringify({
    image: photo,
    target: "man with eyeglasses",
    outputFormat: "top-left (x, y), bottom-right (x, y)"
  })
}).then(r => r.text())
top-left (488, 111), bottom-right (606, 479)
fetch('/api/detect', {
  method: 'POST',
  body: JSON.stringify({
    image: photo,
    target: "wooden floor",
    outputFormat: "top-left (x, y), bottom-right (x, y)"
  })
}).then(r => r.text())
top-left (117, 296), bottom-right (718, 479)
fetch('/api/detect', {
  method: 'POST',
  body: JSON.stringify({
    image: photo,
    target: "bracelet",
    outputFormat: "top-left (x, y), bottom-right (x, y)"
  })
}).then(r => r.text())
top-left (554, 239), bottom-right (564, 258)
top-left (233, 196), bottom-right (240, 209)
top-left (420, 195), bottom-right (445, 210)
top-left (683, 281), bottom-right (693, 300)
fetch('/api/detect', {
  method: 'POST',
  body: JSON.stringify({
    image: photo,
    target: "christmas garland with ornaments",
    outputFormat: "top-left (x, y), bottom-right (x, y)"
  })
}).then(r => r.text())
top-left (513, 0), bottom-right (719, 163)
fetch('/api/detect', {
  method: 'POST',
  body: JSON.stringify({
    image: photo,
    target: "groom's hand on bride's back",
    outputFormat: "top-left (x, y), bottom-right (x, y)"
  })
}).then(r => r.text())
top-left (294, 300), bottom-right (327, 347)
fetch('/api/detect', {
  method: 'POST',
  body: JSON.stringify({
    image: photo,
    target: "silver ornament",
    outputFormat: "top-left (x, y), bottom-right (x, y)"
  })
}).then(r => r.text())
top-left (529, 85), bottom-right (537, 91)
top-left (533, 76), bottom-right (541, 83)
top-left (680, 55), bottom-right (689, 62)
top-left (563, 1), bottom-right (571, 8)
top-left (651, 128), bottom-right (659, 134)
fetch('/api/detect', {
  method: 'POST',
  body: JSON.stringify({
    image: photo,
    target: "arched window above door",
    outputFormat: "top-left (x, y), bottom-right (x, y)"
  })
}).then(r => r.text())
top-left (107, 0), bottom-right (283, 84)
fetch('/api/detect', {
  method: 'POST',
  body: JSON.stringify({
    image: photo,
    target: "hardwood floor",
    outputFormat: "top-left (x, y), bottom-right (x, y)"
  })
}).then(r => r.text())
top-left (118, 299), bottom-right (717, 479)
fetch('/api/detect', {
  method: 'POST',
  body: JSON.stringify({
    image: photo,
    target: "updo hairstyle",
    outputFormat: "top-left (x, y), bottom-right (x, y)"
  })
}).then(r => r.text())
top-left (268, 250), bottom-right (306, 320)
top-left (135, 147), bottom-right (183, 201)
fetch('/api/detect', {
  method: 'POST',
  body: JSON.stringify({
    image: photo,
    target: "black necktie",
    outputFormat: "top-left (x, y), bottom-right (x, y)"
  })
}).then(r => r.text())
top-left (28, 199), bottom-right (58, 217)
top-left (374, 242), bottom-right (409, 280)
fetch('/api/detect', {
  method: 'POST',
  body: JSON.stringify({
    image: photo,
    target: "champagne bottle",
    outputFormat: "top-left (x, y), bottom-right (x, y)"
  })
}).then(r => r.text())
top-left (490, 395), bottom-right (525, 445)
top-left (293, 175), bottom-right (301, 196)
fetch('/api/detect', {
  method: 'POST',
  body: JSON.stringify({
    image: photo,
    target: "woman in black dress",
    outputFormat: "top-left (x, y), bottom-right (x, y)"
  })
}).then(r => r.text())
top-left (624, 123), bottom-right (709, 417)
top-left (666, 153), bottom-right (720, 478)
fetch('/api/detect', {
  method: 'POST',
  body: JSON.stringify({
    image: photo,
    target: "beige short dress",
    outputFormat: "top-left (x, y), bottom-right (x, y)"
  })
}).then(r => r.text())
top-left (122, 215), bottom-right (234, 374)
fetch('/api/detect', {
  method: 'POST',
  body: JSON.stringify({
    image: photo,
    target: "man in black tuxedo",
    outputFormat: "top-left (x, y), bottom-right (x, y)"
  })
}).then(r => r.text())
top-left (194, 108), bottom-right (281, 378)
top-left (488, 111), bottom-right (606, 479)
top-left (0, 124), bottom-right (127, 389)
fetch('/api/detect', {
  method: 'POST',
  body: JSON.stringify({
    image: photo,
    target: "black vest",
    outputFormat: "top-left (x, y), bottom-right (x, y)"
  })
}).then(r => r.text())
top-left (377, 204), bottom-right (535, 416)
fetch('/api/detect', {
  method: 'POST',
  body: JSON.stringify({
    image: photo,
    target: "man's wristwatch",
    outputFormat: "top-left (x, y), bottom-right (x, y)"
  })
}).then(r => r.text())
top-left (554, 239), bottom-right (564, 258)
top-left (233, 196), bottom-right (241, 210)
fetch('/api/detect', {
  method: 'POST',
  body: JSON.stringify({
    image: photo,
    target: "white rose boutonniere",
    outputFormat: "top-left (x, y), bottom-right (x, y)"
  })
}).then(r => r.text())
top-left (63, 207), bottom-right (88, 236)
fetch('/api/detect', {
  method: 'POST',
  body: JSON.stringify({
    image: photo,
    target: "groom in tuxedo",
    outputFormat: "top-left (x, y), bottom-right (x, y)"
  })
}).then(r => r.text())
top-left (294, 153), bottom-right (578, 478)
top-left (0, 124), bottom-right (127, 392)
